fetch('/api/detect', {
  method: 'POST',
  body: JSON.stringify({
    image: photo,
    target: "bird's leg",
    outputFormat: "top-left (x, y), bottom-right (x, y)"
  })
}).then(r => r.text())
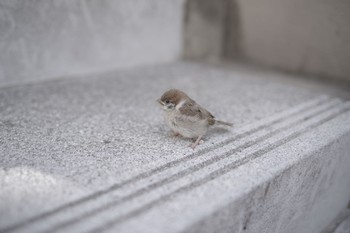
top-left (190, 135), bottom-right (203, 149)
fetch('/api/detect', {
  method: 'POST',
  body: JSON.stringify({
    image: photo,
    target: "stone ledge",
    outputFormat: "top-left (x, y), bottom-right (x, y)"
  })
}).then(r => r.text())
top-left (0, 62), bottom-right (349, 233)
top-left (334, 214), bottom-right (350, 233)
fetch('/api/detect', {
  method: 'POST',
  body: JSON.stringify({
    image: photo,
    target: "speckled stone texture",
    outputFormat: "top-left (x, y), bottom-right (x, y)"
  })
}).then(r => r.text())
top-left (0, 62), bottom-right (350, 233)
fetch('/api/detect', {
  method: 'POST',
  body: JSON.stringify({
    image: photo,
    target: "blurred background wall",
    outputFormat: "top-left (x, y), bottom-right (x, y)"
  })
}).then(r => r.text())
top-left (0, 0), bottom-right (349, 86)
top-left (236, 0), bottom-right (350, 82)
top-left (0, 0), bottom-right (184, 86)
top-left (184, 0), bottom-right (350, 82)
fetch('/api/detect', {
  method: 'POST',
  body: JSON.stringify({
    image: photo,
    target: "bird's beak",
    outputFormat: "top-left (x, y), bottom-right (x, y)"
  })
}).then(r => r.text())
top-left (156, 99), bottom-right (163, 105)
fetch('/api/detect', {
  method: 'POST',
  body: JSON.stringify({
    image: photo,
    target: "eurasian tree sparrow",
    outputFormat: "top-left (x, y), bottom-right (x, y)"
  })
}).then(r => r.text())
top-left (157, 89), bottom-right (232, 149)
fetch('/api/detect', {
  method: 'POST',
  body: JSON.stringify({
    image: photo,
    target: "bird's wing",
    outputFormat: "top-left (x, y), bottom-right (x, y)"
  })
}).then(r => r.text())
top-left (179, 100), bottom-right (215, 125)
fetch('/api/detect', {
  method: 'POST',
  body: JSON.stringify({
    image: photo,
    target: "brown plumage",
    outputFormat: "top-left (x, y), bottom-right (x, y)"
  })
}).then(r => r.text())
top-left (157, 89), bottom-right (232, 149)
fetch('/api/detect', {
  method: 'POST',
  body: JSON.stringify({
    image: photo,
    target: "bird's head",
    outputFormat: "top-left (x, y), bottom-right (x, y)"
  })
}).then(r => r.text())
top-left (157, 89), bottom-right (187, 111)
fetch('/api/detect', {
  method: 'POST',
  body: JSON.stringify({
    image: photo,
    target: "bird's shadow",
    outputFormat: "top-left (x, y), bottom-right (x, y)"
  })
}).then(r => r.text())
top-left (153, 123), bottom-right (232, 143)
top-left (206, 126), bottom-right (231, 138)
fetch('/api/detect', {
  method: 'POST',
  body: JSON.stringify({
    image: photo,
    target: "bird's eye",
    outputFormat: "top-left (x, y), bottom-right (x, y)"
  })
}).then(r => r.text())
top-left (165, 100), bottom-right (170, 104)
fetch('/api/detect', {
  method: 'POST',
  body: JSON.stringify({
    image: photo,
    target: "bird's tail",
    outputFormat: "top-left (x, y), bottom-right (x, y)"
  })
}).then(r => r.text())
top-left (215, 120), bottom-right (233, 127)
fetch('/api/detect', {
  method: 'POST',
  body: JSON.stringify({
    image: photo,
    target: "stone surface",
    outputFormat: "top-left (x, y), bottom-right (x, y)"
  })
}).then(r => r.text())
top-left (321, 209), bottom-right (350, 233)
top-left (334, 214), bottom-right (350, 233)
top-left (0, 62), bottom-right (350, 233)
top-left (236, 0), bottom-right (350, 81)
top-left (0, 0), bottom-right (184, 87)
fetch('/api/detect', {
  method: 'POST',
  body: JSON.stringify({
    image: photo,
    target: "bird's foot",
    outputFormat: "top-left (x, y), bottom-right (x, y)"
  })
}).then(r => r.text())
top-left (189, 136), bottom-right (204, 150)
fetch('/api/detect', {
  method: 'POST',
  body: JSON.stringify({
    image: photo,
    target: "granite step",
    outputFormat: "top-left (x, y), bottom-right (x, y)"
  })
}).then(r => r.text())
top-left (1, 62), bottom-right (349, 233)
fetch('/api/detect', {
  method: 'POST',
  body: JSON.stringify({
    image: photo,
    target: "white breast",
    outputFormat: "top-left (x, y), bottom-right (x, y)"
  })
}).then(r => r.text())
top-left (163, 101), bottom-right (208, 139)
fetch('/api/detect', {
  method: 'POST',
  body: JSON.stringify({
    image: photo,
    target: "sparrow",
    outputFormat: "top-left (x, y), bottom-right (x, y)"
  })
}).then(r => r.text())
top-left (157, 89), bottom-right (232, 149)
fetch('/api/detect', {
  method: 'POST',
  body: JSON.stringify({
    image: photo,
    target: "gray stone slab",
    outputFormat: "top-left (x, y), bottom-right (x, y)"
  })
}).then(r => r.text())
top-left (0, 62), bottom-right (349, 233)
top-left (334, 214), bottom-right (350, 233)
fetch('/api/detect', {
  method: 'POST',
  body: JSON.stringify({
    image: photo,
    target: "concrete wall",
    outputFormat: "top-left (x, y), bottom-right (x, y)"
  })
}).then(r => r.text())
top-left (183, 0), bottom-right (241, 60)
top-left (183, 0), bottom-right (226, 60)
top-left (183, 0), bottom-right (350, 81)
top-left (0, 0), bottom-right (184, 86)
top-left (236, 0), bottom-right (350, 82)
top-left (2, 0), bottom-right (349, 85)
